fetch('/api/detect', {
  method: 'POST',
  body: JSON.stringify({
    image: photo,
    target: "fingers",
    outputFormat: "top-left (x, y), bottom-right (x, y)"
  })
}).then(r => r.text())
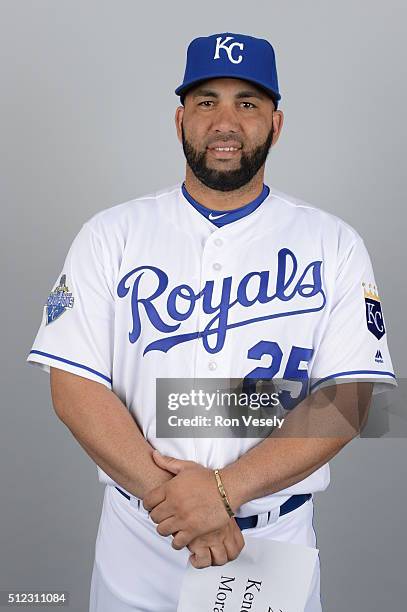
top-left (186, 520), bottom-right (245, 568)
top-left (143, 486), bottom-right (166, 512)
top-left (151, 451), bottom-right (185, 475)
top-left (189, 541), bottom-right (235, 569)
top-left (189, 546), bottom-right (212, 569)
top-left (155, 516), bottom-right (179, 537)
top-left (208, 543), bottom-right (228, 566)
top-left (172, 530), bottom-right (192, 550)
top-left (148, 500), bottom-right (174, 524)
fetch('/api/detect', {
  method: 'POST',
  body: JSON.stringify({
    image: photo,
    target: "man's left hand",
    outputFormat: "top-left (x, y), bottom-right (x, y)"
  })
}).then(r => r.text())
top-left (143, 451), bottom-right (234, 549)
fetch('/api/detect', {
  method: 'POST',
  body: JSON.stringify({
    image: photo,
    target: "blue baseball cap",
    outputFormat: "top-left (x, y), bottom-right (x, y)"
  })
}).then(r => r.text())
top-left (175, 32), bottom-right (281, 109)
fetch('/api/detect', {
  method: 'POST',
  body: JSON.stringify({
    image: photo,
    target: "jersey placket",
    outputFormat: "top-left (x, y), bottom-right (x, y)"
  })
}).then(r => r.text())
top-left (191, 226), bottom-right (233, 465)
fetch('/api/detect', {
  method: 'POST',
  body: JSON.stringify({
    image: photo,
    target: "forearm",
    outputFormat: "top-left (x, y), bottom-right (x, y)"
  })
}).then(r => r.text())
top-left (221, 435), bottom-right (347, 510)
top-left (50, 368), bottom-right (173, 498)
top-left (220, 383), bottom-right (373, 510)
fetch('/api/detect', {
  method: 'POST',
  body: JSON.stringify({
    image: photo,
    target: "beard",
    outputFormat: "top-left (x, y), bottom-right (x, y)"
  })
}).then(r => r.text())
top-left (181, 122), bottom-right (274, 192)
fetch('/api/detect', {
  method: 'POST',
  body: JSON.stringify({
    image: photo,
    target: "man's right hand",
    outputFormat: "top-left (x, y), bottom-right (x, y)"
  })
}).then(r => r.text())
top-left (185, 518), bottom-right (245, 569)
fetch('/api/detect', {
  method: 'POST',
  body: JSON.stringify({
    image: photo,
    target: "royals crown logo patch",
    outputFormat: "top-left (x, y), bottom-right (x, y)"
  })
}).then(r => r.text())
top-left (363, 283), bottom-right (385, 340)
top-left (46, 274), bottom-right (74, 324)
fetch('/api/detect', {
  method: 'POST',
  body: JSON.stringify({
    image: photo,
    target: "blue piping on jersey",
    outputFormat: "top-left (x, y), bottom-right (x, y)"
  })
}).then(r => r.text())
top-left (28, 350), bottom-right (112, 385)
top-left (310, 369), bottom-right (396, 392)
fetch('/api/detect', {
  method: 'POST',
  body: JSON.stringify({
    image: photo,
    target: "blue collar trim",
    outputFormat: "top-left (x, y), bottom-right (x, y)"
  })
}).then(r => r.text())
top-left (181, 182), bottom-right (270, 227)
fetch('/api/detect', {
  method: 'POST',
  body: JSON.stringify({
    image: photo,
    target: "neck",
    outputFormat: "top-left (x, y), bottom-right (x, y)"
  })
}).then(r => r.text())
top-left (184, 166), bottom-right (265, 211)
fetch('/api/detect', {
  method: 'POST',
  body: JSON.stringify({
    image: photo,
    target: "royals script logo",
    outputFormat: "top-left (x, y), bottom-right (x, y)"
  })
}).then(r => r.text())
top-left (117, 248), bottom-right (326, 355)
top-left (213, 36), bottom-right (244, 64)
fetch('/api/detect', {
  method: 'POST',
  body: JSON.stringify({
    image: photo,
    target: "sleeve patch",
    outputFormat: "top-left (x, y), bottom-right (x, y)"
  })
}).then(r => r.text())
top-left (363, 282), bottom-right (385, 340)
top-left (46, 274), bottom-right (74, 325)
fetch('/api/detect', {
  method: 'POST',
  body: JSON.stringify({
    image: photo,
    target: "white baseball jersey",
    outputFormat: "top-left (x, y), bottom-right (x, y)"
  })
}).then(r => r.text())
top-left (27, 182), bottom-right (397, 517)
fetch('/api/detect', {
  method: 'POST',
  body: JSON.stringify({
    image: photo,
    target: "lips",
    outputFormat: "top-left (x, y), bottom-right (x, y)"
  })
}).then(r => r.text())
top-left (207, 142), bottom-right (242, 151)
top-left (206, 142), bottom-right (243, 159)
top-left (207, 147), bottom-right (242, 159)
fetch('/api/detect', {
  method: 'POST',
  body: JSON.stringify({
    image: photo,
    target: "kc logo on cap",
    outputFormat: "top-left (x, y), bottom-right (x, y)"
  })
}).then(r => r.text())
top-left (175, 32), bottom-right (282, 109)
top-left (213, 36), bottom-right (244, 65)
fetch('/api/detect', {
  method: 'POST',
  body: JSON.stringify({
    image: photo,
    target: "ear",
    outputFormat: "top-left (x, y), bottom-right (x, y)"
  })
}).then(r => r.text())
top-left (175, 106), bottom-right (184, 144)
top-left (271, 110), bottom-right (284, 146)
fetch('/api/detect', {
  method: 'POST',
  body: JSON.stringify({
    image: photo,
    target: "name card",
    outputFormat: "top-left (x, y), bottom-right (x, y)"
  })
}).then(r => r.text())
top-left (177, 537), bottom-right (318, 612)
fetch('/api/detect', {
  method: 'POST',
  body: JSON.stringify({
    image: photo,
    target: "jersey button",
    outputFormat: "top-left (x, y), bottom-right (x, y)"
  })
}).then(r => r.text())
top-left (212, 262), bottom-right (222, 271)
top-left (208, 361), bottom-right (217, 371)
top-left (214, 238), bottom-right (223, 247)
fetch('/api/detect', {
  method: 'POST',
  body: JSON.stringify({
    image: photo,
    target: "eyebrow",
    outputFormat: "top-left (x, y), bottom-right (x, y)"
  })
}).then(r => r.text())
top-left (192, 88), bottom-right (265, 100)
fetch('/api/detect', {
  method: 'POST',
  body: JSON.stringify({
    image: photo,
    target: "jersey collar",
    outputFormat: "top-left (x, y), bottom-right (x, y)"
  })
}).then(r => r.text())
top-left (181, 182), bottom-right (270, 227)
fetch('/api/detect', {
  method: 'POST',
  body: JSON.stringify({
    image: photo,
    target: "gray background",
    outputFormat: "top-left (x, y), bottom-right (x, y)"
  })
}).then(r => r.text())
top-left (1, 0), bottom-right (406, 610)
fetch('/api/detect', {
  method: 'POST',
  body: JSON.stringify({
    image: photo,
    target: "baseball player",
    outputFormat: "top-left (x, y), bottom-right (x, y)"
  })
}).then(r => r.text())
top-left (27, 32), bottom-right (397, 611)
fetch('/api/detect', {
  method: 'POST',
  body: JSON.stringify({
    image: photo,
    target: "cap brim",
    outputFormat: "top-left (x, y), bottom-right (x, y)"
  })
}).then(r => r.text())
top-left (175, 73), bottom-right (281, 105)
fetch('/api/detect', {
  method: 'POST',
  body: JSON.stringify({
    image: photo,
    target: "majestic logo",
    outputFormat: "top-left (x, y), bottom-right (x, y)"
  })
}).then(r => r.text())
top-left (363, 283), bottom-right (385, 340)
top-left (46, 274), bottom-right (74, 324)
top-left (117, 248), bottom-right (326, 355)
top-left (214, 36), bottom-right (244, 65)
top-left (375, 349), bottom-right (384, 363)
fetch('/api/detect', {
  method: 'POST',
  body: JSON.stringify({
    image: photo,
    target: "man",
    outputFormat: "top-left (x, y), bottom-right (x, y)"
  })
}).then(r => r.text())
top-left (27, 32), bottom-right (397, 611)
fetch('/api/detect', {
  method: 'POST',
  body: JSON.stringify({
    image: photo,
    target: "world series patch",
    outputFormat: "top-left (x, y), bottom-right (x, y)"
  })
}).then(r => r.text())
top-left (363, 283), bottom-right (385, 340)
top-left (46, 274), bottom-right (74, 324)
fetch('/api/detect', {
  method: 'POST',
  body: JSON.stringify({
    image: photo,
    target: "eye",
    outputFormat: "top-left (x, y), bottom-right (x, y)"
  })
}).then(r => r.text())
top-left (241, 101), bottom-right (256, 109)
top-left (198, 100), bottom-right (214, 107)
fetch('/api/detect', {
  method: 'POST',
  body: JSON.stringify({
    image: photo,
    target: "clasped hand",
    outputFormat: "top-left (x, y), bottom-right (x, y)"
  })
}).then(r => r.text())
top-left (142, 450), bottom-right (244, 567)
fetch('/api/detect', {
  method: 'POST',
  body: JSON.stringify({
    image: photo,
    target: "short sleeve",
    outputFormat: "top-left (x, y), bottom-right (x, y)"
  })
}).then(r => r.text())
top-left (27, 222), bottom-right (114, 388)
top-left (309, 233), bottom-right (397, 395)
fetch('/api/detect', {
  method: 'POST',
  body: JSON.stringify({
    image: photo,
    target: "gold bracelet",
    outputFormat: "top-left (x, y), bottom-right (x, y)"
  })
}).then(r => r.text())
top-left (214, 469), bottom-right (234, 518)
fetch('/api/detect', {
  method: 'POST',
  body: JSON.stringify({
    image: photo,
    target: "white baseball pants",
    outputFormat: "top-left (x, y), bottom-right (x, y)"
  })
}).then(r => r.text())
top-left (89, 485), bottom-right (322, 611)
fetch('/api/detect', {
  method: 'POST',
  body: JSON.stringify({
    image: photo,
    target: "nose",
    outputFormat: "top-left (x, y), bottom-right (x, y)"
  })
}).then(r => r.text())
top-left (210, 103), bottom-right (241, 134)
